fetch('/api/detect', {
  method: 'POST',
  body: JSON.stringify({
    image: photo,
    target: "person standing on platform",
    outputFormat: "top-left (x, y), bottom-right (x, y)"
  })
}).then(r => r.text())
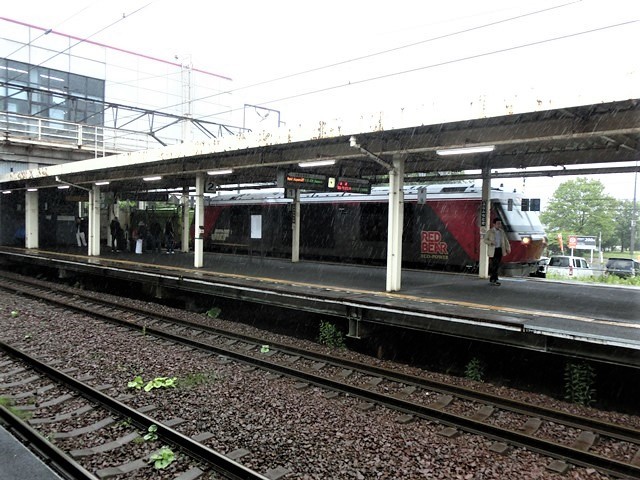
top-left (110, 217), bottom-right (122, 252)
top-left (150, 221), bottom-right (162, 253)
top-left (136, 222), bottom-right (148, 253)
top-left (164, 219), bottom-right (175, 254)
top-left (484, 218), bottom-right (511, 286)
top-left (75, 216), bottom-right (87, 247)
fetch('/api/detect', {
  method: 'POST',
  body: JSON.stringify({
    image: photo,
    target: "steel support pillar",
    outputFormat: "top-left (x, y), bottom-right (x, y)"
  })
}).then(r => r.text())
top-left (386, 155), bottom-right (404, 292)
top-left (181, 186), bottom-right (190, 253)
top-left (194, 174), bottom-right (205, 268)
top-left (479, 165), bottom-right (491, 278)
top-left (291, 189), bottom-right (300, 263)
top-left (88, 185), bottom-right (101, 256)
top-left (25, 190), bottom-right (38, 249)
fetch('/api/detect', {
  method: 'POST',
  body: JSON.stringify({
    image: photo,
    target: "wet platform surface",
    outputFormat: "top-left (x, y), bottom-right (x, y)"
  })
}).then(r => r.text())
top-left (0, 425), bottom-right (62, 480)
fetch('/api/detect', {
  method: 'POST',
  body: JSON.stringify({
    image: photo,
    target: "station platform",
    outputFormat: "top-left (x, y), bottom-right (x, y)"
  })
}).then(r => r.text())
top-left (0, 246), bottom-right (638, 369)
top-left (0, 424), bottom-right (62, 480)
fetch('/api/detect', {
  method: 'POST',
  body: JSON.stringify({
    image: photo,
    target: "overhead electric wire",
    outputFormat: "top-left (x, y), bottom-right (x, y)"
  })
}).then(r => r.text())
top-left (0, 2), bottom-right (100, 61)
top-left (185, 0), bottom-right (584, 107)
top-left (1, 2), bottom-right (156, 85)
top-left (197, 19), bottom-right (638, 120)
top-left (2, 2), bottom-right (634, 135)
top-left (0, 12), bottom-right (230, 81)
top-left (52, 0), bottom-right (582, 126)
top-left (0, 1), bottom-right (591, 126)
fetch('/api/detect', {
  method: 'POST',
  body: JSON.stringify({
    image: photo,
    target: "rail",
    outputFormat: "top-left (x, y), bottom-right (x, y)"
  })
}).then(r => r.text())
top-left (1, 341), bottom-right (271, 480)
top-left (0, 112), bottom-right (180, 154)
top-left (3, 271), bottom-right (638, 479)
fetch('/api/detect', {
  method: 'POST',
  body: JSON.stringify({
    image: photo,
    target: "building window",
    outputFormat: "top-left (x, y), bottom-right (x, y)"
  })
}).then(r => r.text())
top-left (1, 57), bottom-right (105, 127)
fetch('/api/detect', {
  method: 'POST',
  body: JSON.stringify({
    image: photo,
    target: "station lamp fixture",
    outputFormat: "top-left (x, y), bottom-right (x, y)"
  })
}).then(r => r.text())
top-left (95, 181), bottom-right (110, 186)
top-left (2, 190), bottom-right (11, 194)
top-left (27, 188), bottom-right (38, 192)
top-left (207, 169), bottom-right (233, 176)
top-left (298, 159), bottom-right (336, 168)
top-left (436, 145), bottom-right (495, 156)
top-left (57, 185), bottom-right (70, 189)
top-left (143, 176), bottom-right (162, 182)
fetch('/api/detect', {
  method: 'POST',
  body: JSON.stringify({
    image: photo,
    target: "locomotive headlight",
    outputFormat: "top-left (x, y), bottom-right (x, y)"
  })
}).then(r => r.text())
top-left (521, 236), bottom-right (531, 245)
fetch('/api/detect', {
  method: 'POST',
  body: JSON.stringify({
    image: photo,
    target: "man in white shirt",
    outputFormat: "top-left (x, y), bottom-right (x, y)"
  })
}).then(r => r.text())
top-left (484, 218), bottom-right (511, 286)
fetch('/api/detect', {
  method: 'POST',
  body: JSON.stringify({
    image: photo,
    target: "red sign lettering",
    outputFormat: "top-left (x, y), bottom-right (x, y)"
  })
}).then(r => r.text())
top-left (420, 230), bottom-right (448, 255)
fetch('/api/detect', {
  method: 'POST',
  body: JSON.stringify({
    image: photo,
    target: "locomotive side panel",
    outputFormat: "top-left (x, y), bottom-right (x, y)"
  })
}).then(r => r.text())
top-left (263, 204), bottom-right (293, 256)
top-left (408, 199), bottom-right (480, 269)
top-left (300, 203), bottom-right (338, 253)
top-left (206, 203), bottom-right (297, 256)
top-left (298, 201), bottom-right (388, 263)
top-left (205, 205), bottom-right (238, 250)
top-left (199, 184), bottom-right (547, 275)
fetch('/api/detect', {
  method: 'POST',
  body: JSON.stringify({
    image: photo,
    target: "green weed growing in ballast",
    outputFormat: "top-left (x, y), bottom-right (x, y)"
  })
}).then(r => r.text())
top-left (143, 424), bottom-right (159, 441)
top-left (564, 361), bottom-right (596, 406)
top-left (149, 446), bottom-right (175, 469)
top-left (464, 357), bottom-right (485, 382)
top-left (127, 376), bottom-right (177, 391)
top-left (318, 321), bottom-right (345, 348)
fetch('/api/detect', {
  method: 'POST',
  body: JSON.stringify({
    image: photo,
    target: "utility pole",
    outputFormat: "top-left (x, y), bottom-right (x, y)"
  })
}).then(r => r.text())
top-left (631, 166), bottom-right (638, 257)
top-left (178, 55), bottom-right (193, 143)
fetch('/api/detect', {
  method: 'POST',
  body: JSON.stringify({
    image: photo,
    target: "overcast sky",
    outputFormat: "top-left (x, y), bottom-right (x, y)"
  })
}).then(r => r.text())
top-left (2, 0), bottom-right (639, 206)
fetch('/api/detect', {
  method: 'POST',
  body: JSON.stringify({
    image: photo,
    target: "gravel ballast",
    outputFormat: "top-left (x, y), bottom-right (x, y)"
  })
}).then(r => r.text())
top-left (1, 286), bottom-right (637, 479)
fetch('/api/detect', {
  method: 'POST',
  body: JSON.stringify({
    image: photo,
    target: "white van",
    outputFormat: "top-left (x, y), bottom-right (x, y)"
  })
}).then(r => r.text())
top-left (546, 255), bottom-right (593, 279)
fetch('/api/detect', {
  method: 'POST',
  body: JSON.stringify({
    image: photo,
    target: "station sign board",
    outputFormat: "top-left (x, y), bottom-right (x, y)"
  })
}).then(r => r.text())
top-left (284, 172), bottom-right (327, 191)
top-left (284, 172), bottom-right (371, 194)
top-left (327, 176), bottom-right (371, 194)
top-left (570, 235), bottom-right (597, 250)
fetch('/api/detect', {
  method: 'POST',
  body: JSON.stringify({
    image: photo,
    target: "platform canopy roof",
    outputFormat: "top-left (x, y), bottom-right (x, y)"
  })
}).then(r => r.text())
top-left (0, 98), bottom-right (638, 195)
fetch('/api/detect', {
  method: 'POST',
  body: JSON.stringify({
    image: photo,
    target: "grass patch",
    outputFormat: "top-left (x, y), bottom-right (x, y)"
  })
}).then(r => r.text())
top-left (0, 396), bottom-right (32, 420)
top-left (546, 273), bottom-right (640, 287)
top-left (176, 371), bottom-right (219, 389)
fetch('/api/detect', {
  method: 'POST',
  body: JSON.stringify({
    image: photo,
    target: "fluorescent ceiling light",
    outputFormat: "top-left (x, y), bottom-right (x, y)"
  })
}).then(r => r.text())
top-left (95, 181), bottom-right (110, 186)
top-left (2, 190), bottom-right (11, 194)
top-left (207, 169), bottom-right (233, 176)
top-left (436, 145), bottom-right (495, 156)
top-left (57, 185), bottom-right (70, 189)
top-left (298, 159), bottom-right (336, 168)
top-left (27, 188), bottom-right (38, 192)
top-left (143, 176), bottom-right (162, 182)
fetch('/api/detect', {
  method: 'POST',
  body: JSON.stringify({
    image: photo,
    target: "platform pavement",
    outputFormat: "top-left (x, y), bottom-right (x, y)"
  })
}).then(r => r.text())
top-left (112, 248), bottom-right (640, 323)
top-left (0, 424), bottom-right (63, 480)
top-left (2, 246), bottom-right (639, 352)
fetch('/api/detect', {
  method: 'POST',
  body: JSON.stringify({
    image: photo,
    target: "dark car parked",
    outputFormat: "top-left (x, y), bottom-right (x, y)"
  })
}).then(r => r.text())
top-left (605, 257), bottom-right (640, 278)
top-left (530, 256), bottom-right (550, 278)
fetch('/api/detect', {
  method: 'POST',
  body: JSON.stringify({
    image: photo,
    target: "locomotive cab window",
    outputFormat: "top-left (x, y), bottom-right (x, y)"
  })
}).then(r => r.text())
top-left (496, 200), bottom-right (543, 234)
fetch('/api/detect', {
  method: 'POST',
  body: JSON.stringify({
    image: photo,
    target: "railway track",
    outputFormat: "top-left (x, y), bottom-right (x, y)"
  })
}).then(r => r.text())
top-left (0, 345), bottom-right (271, 480)
top-left (1, 271), bottom-right (639, 479)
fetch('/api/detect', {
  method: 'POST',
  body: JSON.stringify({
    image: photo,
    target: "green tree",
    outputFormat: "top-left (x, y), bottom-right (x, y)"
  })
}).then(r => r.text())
top-left (612, 200), bottom-right (639, 252)
top-left (540, 178), bottom-right (617, 252)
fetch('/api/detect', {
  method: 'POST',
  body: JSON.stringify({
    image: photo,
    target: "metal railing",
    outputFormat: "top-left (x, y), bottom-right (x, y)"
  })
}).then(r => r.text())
top-left (0, 112), bottom-right (179, 154)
